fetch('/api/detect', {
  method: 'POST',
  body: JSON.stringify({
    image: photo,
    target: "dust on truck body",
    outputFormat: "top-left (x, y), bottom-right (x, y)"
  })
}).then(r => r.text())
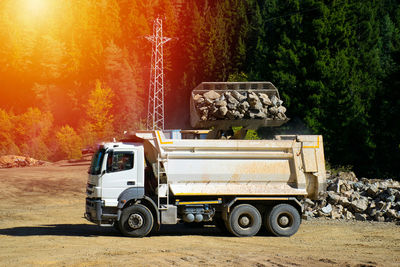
top-left (85, 130), bottom-right (326, 237)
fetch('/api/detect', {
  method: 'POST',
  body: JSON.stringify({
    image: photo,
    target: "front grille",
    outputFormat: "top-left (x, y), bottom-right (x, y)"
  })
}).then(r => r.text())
top-left (86, 183), bottom-right (95, 196)
top-left (86, 198), bottom-right (101, 207)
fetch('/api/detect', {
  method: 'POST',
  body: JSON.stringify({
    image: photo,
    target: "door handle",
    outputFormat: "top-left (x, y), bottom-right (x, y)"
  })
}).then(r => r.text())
top-left (127, 181), bottom-right (135, 185)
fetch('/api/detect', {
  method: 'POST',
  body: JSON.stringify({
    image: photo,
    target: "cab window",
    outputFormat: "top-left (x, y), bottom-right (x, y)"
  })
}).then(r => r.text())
top-left (107, 152), bottom-right (134, 172)
top-left (89, 148), bottom-right (105, 175)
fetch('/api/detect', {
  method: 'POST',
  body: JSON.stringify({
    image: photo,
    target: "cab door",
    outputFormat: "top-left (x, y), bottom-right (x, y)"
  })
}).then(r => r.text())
top-left (101, 149), bottom-right (137, 206)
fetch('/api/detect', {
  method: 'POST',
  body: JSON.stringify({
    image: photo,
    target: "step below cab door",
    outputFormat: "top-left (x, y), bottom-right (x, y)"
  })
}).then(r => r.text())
top-left (101, 149), bottom-right (137, 206)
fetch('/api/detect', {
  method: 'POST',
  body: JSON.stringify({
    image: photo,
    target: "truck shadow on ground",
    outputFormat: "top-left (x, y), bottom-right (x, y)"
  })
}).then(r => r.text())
top-left (0, 224), bottom-right (115, 237)
top-left (0, 224), bottom-right (272, 238)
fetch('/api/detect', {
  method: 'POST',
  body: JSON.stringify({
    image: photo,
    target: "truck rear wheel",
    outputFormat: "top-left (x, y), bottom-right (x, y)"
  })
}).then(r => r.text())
top-left (119, 204), bottom-right (154, 237)
top-left (227, 204), bottom-right (262, 237)
top-left (265, 204), bottom-right (300, 237)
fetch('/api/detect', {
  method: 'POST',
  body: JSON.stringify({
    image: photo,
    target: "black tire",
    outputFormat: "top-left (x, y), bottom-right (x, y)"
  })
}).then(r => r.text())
top-left (227, 204), bottom-right (262, 237)
top-left (119, 204), bottom-right (154, 237)
top-left (265, 204), bottom-right (300, 237)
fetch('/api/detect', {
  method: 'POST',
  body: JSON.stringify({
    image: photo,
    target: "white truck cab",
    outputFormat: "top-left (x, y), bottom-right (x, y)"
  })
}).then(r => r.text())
top-left (85, 143), bottom-right (147, 224)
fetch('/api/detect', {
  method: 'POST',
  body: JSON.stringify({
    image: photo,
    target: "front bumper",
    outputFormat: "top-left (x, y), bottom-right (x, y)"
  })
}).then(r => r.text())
top-left (85, 198), bottom-right (103, 224)
top-left (85, 198), bottom-right (118, 225)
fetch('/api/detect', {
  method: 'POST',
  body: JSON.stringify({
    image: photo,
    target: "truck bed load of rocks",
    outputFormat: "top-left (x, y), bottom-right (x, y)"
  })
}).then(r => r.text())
top-left (303, 172), bottom-right (400, 223)
top-left (193, 89), bottom-right (287, 121)
top-left (190, 82), bottom-right (289, 129)
top-left (0, 155), bottom-right (46, 168)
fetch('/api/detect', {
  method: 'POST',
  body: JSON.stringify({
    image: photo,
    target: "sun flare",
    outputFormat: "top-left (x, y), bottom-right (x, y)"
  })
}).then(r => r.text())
top-left (12, 0), bottom-right (60, 27)
top-left (25, 0), bottom-right (48, 15)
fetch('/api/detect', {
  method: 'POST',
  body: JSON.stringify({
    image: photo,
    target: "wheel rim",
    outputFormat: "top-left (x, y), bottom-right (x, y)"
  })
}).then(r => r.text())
top-left (128, 213), bottom-right (144, 229)
top-left (238, 214), bottom-right (252, 229)
top-left (277, 212), bottom-right (293, 229)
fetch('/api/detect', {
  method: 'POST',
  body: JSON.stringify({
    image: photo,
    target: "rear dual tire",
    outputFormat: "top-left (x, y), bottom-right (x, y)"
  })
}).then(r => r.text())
top-left (224, 203), bottom-right (301, 237)
top-left (265, 204), bottom-right (300, 237)
top-left (226, 204), bottom-right (262, 237)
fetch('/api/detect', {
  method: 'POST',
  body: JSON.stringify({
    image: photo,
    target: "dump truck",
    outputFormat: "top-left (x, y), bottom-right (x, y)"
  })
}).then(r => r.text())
top-left (85, 130), bottom-right (326, 237)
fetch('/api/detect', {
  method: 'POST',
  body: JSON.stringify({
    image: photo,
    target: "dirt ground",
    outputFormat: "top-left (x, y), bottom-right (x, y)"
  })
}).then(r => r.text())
top-left (0, 163), bottom-right (399, 267)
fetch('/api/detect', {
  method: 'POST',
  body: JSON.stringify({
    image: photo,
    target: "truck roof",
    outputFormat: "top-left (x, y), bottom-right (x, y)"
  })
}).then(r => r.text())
top-left (102, 142), bottom-right (141, 150)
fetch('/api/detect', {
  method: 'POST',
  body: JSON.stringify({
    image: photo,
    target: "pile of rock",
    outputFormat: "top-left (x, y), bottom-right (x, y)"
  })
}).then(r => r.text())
top-left (0, 155), bottom-right (46, 168)
top-left (193, 90), bottom-right (287, 121)
top-left (303, 172), bottom-right (400, 223)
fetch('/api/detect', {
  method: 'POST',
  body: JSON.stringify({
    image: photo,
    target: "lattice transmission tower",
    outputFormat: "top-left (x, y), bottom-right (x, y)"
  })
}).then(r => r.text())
top-left (146, 18), bottom-right (171, 130)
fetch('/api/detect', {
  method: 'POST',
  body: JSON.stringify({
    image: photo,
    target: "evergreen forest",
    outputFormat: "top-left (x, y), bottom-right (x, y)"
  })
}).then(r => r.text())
top-left (0, 0), bottom-right (399, 179)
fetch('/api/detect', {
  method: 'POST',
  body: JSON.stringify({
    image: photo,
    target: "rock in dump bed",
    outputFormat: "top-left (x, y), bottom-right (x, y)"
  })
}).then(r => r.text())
top-left (193, 86), bottom-right (287, 122)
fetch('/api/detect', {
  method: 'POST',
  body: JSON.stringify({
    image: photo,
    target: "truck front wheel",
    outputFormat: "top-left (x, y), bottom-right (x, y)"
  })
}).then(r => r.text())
top-left (227, 204), bottom-right (262, 237)
top-left (265, 203), bottom-right (300, 237)
top-left (119, 204), bottom-right (154, 237)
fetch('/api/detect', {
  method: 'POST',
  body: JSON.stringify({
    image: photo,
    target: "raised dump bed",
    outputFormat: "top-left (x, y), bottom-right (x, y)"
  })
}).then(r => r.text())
top-left (190, 82), bottom-right (289, 130)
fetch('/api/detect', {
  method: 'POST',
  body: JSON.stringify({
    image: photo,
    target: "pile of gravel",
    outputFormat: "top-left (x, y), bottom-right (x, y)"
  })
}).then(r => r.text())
top-left (0, 155), bottom-right (46, 168)
top-left (193, 90), bottom-right (287, 121)
top-left (303, 172), bottom-right (400, 223)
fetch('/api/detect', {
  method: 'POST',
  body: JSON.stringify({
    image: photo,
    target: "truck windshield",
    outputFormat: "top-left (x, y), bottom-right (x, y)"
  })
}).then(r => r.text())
top-left (89, 149), bottom-right (105, 175)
